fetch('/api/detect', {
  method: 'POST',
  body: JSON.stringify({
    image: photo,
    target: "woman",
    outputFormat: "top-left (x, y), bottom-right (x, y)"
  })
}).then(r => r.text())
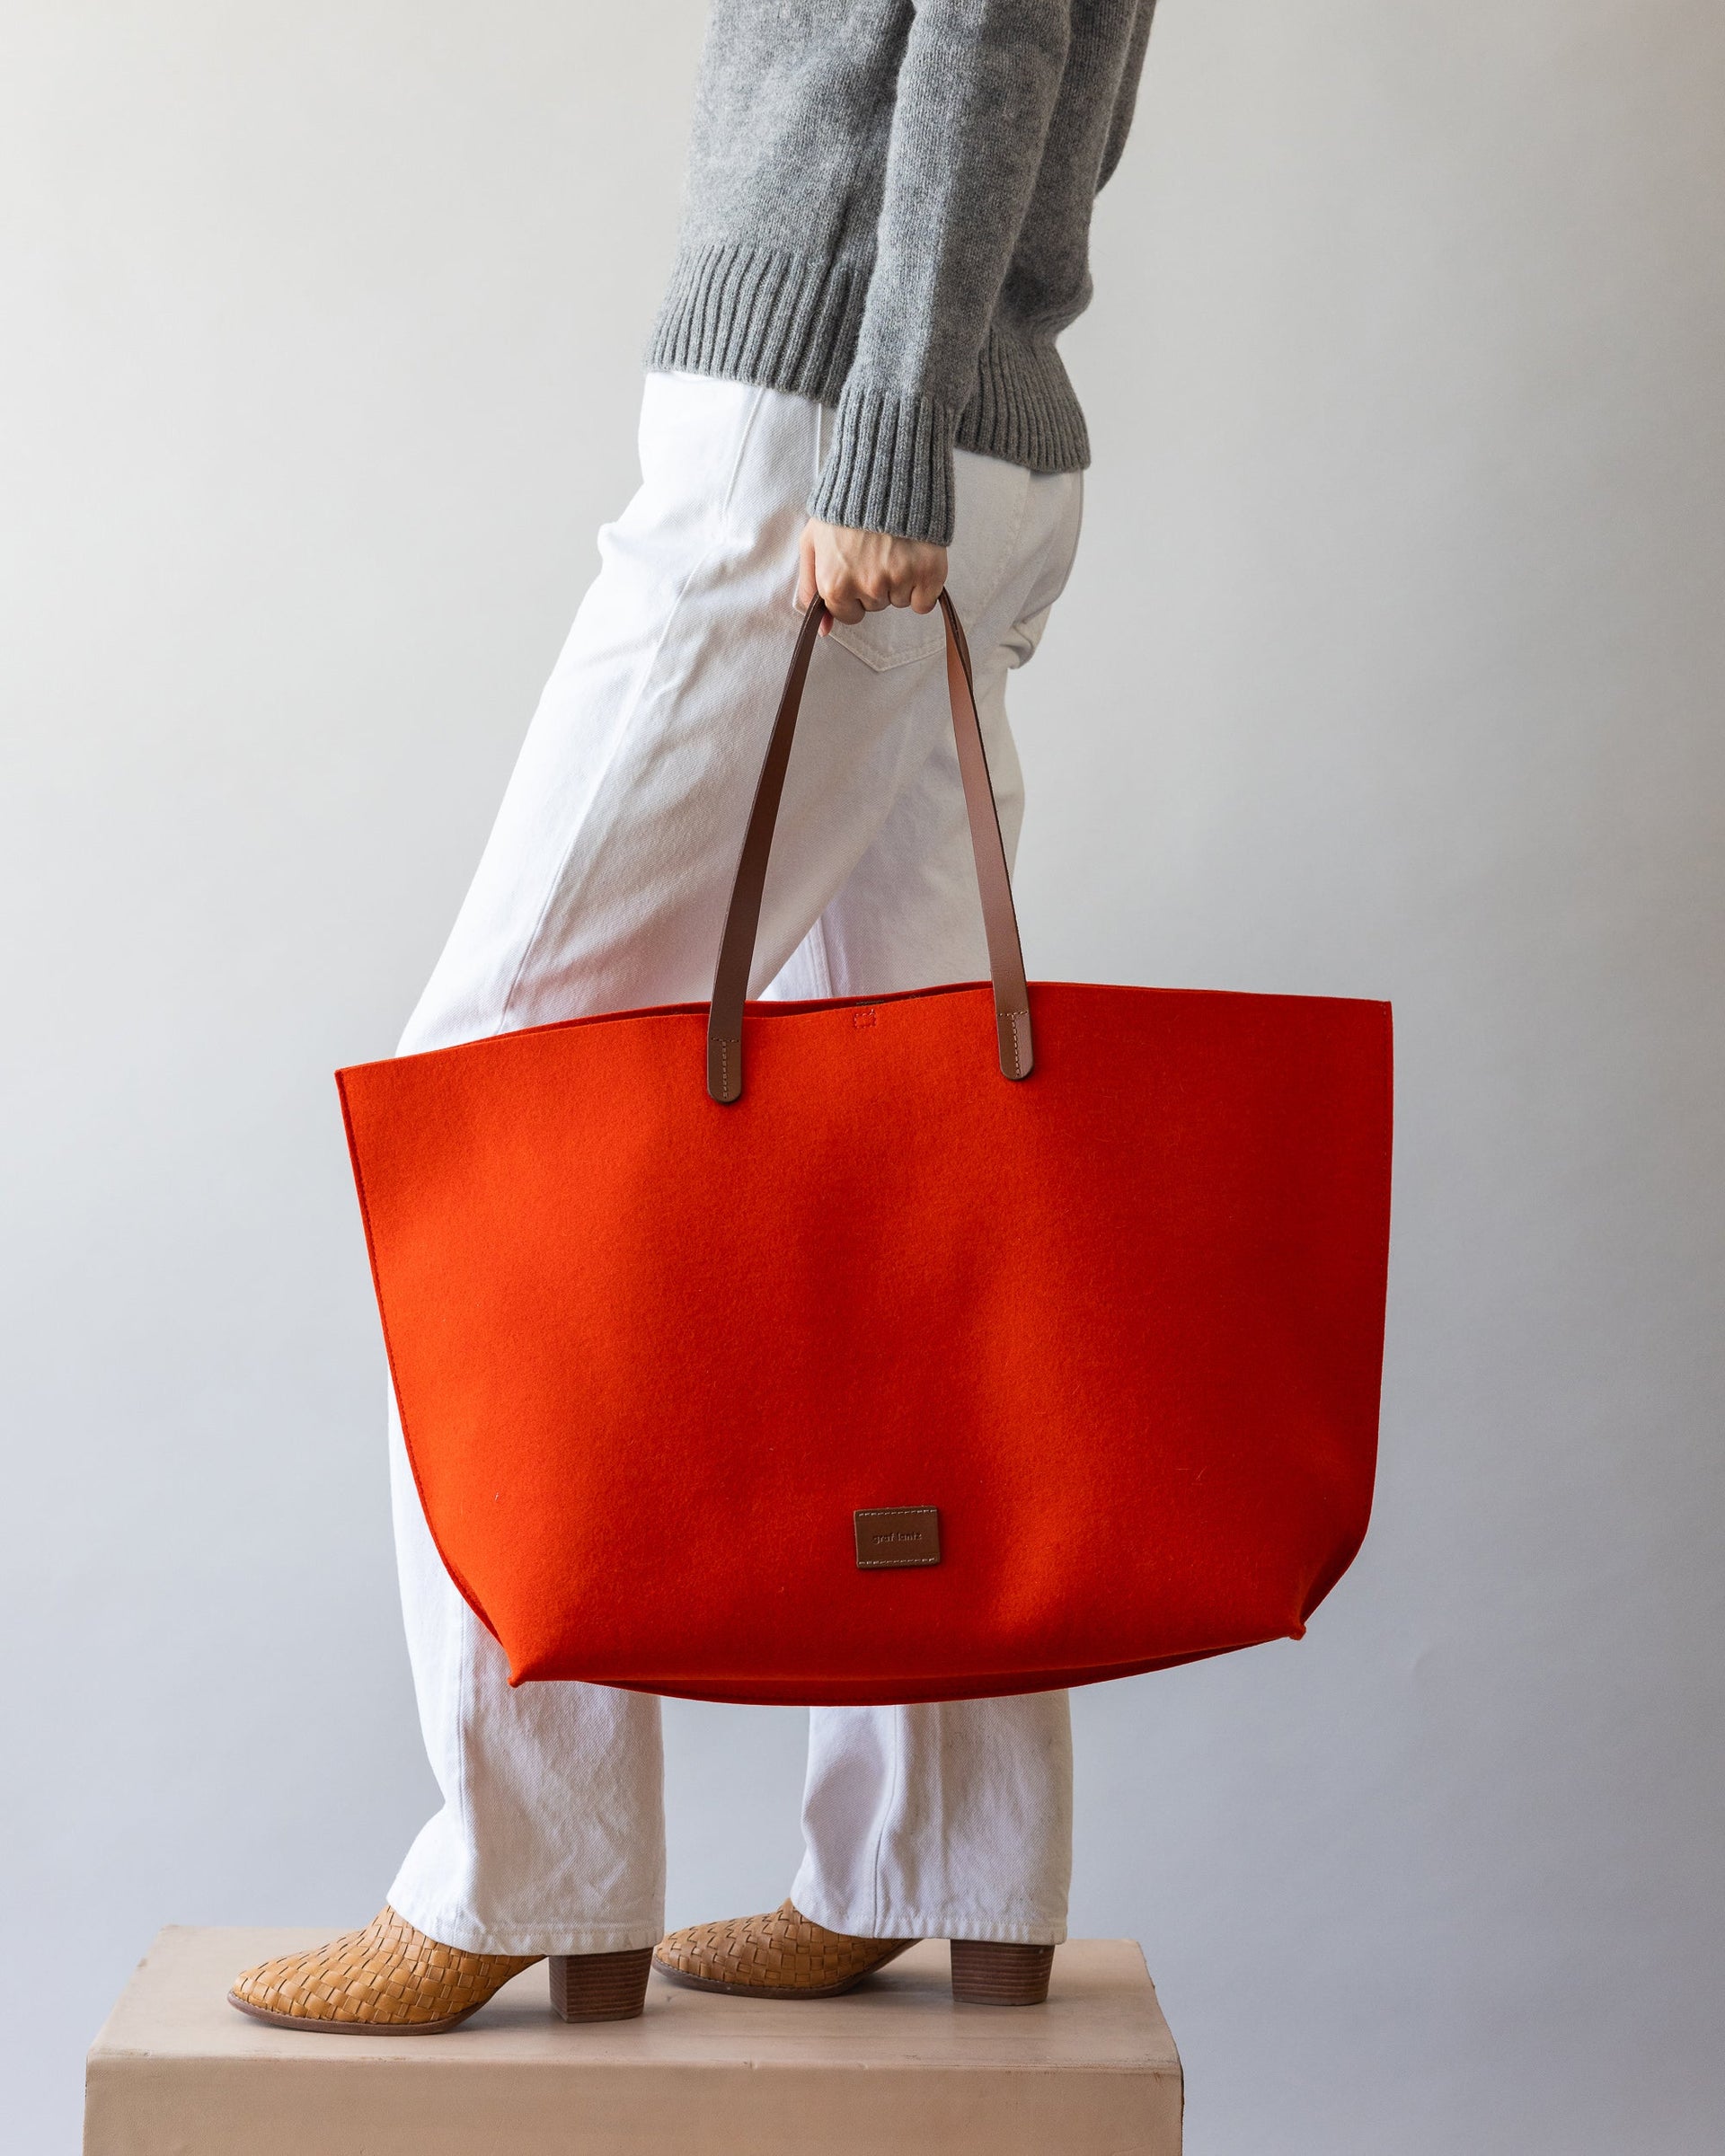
top-left (230, 0), bottom-right (1156, 2032)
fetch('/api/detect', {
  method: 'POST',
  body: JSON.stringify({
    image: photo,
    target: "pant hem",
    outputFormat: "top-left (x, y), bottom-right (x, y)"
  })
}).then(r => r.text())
top-left (792, 1890), bottom-right (1066, 1948)
top-left (387, 1893), bottom-right (664, 1958)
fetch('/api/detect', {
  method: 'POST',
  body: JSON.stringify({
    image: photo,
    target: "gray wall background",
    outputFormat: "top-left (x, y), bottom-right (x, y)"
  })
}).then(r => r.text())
top-left (4, 3), bottom-right (1721, 2149)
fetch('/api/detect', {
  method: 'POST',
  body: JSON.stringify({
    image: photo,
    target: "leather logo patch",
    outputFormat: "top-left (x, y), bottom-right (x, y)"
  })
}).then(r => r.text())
top-left (854, 1507), bottom-right (941, 1569)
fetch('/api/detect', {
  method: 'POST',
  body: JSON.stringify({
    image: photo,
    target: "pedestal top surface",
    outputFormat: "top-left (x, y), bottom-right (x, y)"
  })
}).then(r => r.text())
top-left (93, 1928), bottom-right (1181, 2076)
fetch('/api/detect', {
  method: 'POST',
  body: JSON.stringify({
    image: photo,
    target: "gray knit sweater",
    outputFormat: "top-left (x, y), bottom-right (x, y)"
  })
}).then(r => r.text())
top-left (649, 1), bottom-right (1155, 544)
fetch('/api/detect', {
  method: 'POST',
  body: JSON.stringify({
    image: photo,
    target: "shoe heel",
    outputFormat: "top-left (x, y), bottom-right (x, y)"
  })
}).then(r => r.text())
top-left (949, 1940), bottom-right (1056, 2006)
top-left (548, 1946), bottom-right (654, 2022)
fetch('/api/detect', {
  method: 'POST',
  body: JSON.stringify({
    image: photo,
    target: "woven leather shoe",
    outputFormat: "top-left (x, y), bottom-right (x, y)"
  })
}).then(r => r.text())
top-left (229, 1907), bottom-right (536, 2034)
top-left (655, 1900), bottom-right (1058, 2005)
top-left (653, 1900), bottom-right (915, 2000)
top-left (228, 1906), bottom-right (654, 2032)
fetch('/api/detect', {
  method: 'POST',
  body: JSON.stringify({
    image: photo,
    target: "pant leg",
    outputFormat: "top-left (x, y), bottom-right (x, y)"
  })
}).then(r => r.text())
top-left (388, 370), bottom-right (1077, 1952)
top-left (781, 470), bottom-right (1084, 1948)
top-left (792, 1696), bottom-right (1074, 1946)
top-left (386, 1396), bottom-right (668, 1955)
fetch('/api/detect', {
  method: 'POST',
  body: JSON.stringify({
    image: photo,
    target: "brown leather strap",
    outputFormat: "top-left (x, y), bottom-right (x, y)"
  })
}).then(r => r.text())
top-left (707, 592), bottom-right (1033, 1103)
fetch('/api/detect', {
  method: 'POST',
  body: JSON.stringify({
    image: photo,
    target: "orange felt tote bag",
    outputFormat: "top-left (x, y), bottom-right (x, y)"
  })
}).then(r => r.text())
top-left (337, 596), bottom-right (1393, 1706)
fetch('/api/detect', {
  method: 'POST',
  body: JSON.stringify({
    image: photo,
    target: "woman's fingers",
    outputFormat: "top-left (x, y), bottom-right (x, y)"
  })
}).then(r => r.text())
top-left (801, 518), bottom-right (949, 628)
top-left (909, 565), bottom-right (945, 614)
top-left (819, 570), bottom-right (881, 623)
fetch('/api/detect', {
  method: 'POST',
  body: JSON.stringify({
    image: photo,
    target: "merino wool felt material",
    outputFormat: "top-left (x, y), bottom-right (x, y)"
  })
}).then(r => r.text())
top-left (338, 976), bottom-right (1392, 1707)
top-left (651, 0), bottom-right (1158, 542)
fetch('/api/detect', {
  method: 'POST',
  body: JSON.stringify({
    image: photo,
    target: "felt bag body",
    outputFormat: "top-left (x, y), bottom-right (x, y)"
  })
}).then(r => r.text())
top-left (338, 599), bottom-right (1393, 1706)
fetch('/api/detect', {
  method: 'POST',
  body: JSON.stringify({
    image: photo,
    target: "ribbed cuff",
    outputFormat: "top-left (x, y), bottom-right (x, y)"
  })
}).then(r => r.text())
top-left (809, 379), bottom-right (960, 545)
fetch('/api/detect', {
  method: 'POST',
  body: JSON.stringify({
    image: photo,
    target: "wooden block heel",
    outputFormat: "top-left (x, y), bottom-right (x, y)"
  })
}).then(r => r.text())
top-left (548, 1946), bottom-right (654, 2022)
top-left (949, 1940), bottom-right (1056, 2006)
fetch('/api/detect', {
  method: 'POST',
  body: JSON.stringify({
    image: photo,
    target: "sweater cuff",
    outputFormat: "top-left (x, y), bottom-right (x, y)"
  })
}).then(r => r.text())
top-left (809, 380), bottom-right (960, 545)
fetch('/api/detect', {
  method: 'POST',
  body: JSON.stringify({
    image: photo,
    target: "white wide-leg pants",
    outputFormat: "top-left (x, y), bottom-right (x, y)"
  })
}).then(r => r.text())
top-left (385, 372), bottom-right (1084, 1957)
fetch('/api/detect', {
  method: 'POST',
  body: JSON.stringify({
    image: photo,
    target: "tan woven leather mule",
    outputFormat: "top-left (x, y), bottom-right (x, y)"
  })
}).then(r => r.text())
top-left (654, 1899), bottom-right (1055, 2005)
top-left (227, 1906), bottom-right (653, 2033)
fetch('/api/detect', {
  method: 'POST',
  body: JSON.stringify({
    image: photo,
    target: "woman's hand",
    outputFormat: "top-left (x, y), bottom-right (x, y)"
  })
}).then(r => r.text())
top-left (797, 518), bottom-right (947, 633)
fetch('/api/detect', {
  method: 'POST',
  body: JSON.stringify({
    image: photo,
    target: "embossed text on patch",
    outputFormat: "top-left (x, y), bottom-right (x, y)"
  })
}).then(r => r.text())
top-left (854, 1507), bottom-right (942, 1568)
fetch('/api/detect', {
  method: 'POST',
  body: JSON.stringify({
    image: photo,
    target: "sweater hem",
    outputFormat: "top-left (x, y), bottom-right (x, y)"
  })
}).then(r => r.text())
top-left (649, 243), bottom-right (1091, 530)
top-left (958, 327), bottom-right (1091, 476)
top-left (649, 242), bottom-right (865, 408)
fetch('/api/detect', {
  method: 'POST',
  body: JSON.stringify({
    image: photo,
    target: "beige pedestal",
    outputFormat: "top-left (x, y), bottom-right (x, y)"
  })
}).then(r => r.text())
top-left (85, 1927), bottom-right (1182, 2155)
